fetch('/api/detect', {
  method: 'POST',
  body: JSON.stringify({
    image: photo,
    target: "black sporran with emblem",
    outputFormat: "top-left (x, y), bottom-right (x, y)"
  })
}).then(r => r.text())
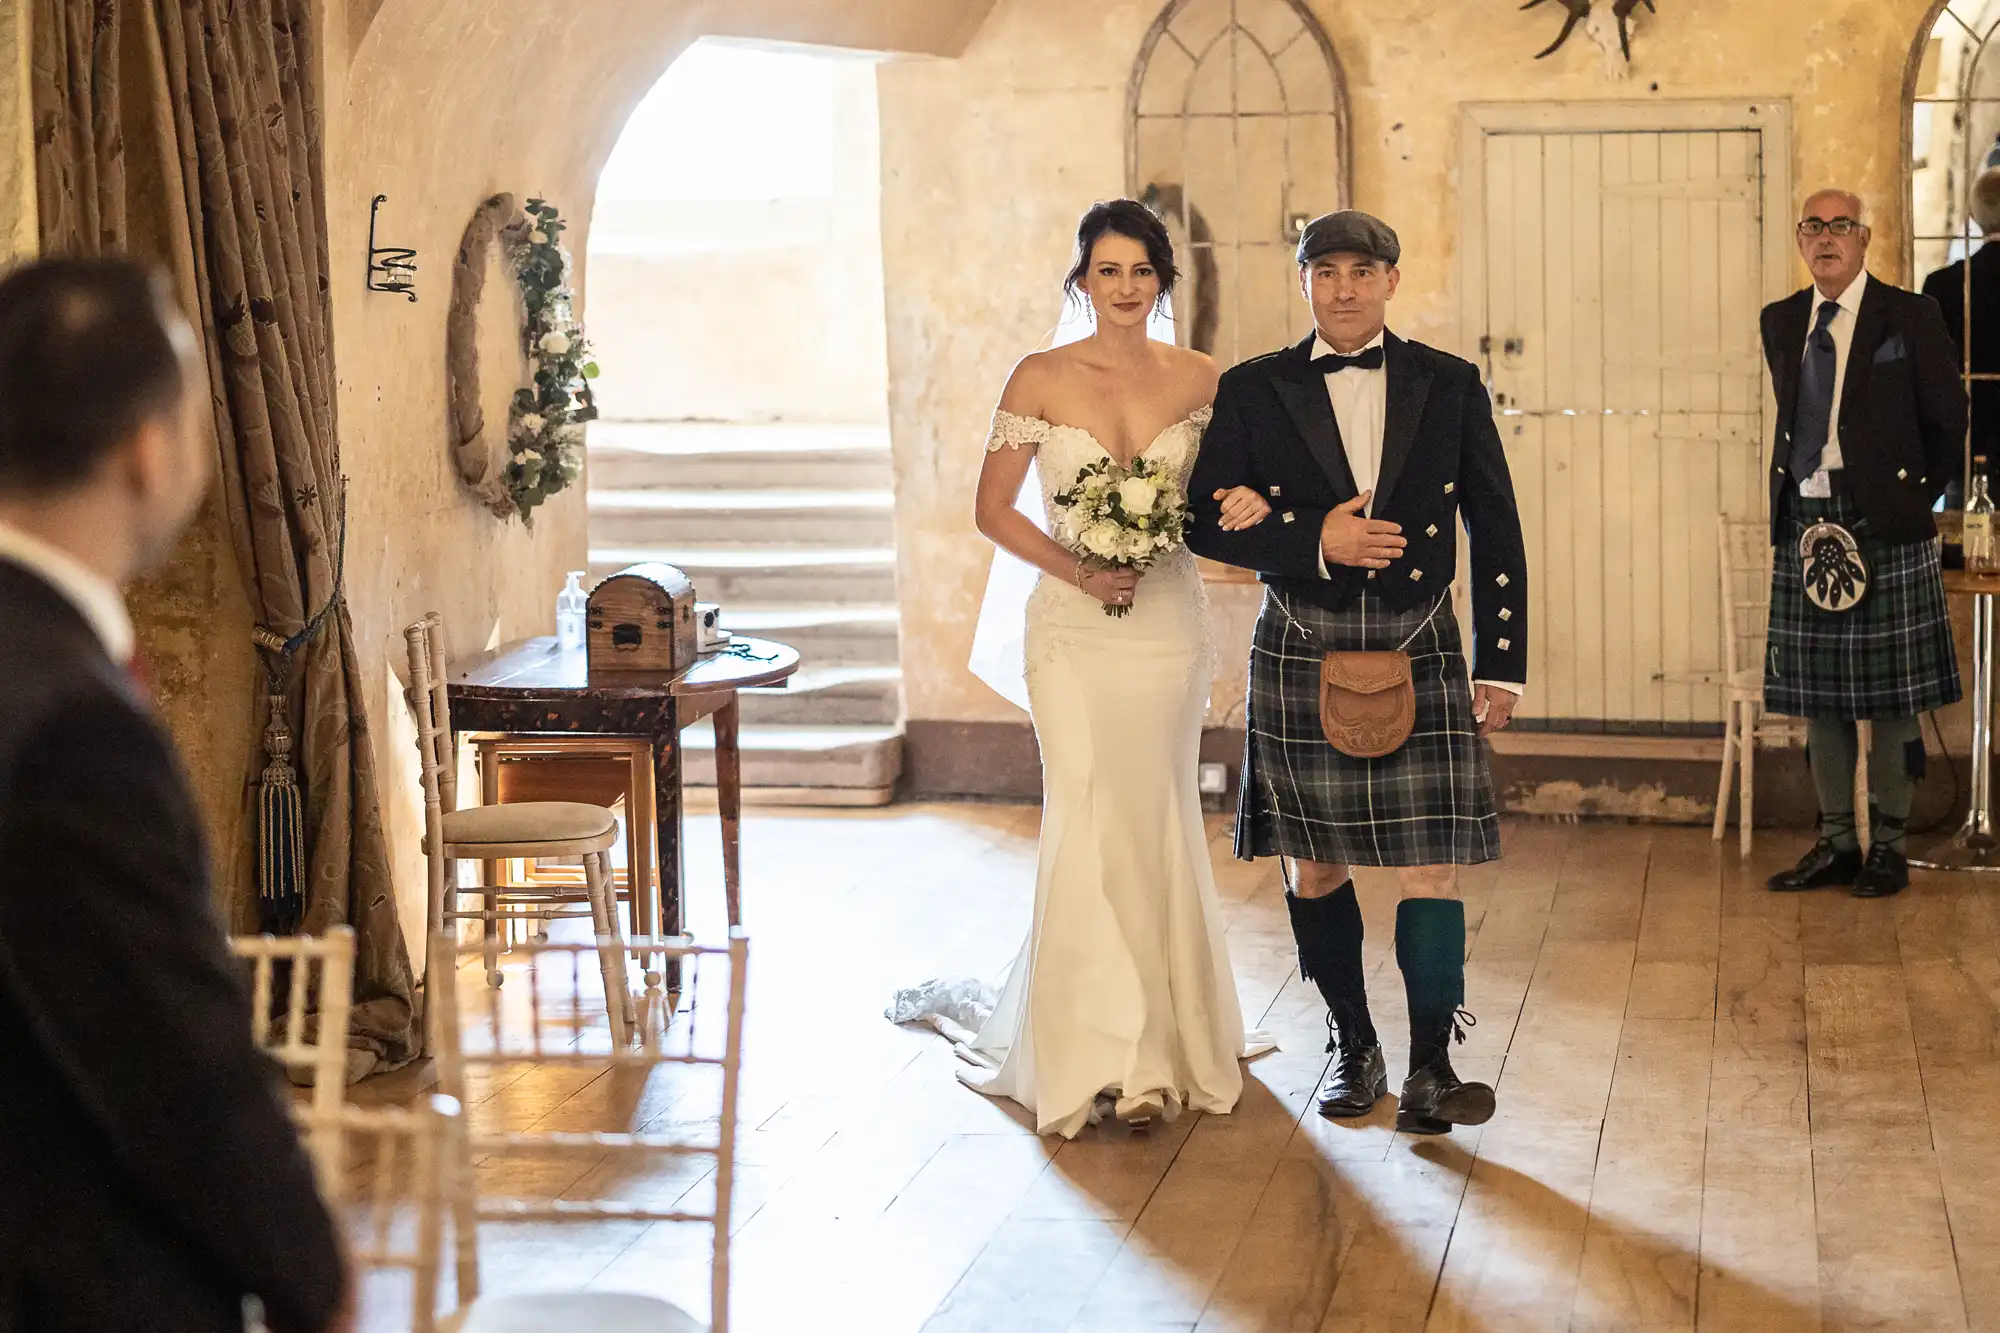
top-left (1798, 521), bottom-right (1869, 613)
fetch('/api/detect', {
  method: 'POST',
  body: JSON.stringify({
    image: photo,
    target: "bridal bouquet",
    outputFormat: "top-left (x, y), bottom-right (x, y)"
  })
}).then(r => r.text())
top-left (1050, 456), bottom-right (1188, 617)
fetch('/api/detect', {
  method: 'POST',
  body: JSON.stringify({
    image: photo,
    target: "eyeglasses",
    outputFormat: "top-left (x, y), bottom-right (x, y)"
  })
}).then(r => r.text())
top-left (1797, 217), bottom-right (1864, 238)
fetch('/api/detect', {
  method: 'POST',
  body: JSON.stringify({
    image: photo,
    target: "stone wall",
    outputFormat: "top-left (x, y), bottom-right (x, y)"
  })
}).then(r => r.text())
top-left (317, 0), bottom-right (986, 950)
top-left (17, 0), bottom-right (1956, 940)
top-left (0, 0), bottom-right (30, 258)
top-left (878, 0), bottom-right (1949, 763)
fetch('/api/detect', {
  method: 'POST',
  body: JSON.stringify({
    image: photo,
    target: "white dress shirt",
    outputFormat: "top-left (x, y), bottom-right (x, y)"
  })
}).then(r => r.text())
top-left (1307, 332), bottom-right (1523, 698)
top-left (1316, 332), bottom-right (1390, 513)
top-left (0, 518), bottom-right (135, 664)
top-left (1798, 270), bottom-right (1869, 498)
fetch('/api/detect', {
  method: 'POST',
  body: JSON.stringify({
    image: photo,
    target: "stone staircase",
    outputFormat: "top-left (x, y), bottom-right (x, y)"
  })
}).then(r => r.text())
top-left (587, 420), bottom-right (904, 803)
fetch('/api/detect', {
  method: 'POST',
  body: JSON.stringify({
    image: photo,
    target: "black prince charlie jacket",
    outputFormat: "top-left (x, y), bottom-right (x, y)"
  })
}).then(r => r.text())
top-left (1186, 331), bottom-right (1530, 686)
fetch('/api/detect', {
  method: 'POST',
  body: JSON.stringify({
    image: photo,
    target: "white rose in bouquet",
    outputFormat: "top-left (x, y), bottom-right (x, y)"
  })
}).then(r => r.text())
top-left (1081, 521), bottom-right (1124, 558)
top-left (1117, 476), bottom-right (1159, 516)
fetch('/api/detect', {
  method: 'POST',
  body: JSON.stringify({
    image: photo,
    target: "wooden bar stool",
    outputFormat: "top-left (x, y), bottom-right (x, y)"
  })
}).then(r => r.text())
top-left (470, 735), bottom-right (657, 945)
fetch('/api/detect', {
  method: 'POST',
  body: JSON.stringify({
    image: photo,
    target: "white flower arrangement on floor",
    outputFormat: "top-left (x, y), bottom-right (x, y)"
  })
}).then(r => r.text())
top-left (1050, 455), bottom-right (1188, 617)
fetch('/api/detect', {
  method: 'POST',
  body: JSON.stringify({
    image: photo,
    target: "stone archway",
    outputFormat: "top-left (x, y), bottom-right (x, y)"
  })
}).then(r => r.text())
top-left (320, 0), bottom-right (995, 946)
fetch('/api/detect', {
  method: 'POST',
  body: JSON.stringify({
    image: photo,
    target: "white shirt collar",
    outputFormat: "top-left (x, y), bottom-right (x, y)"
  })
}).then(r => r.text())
top-left (0, 519), bottom-right (135, 663)
top-left (1312, 329), bottom-right (1388, 361)
top-left (1820, 270), bottom-right (1868, 317)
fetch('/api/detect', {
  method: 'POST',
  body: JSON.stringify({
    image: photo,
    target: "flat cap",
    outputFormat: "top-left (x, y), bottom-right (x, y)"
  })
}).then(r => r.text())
top-left (1296, 210), bottom-right (1400, 267)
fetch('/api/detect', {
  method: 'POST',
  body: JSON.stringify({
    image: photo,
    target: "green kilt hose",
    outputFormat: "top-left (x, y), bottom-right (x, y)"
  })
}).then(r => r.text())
top-left (1237, 590), bottom-right (1502, 868)
top-left (1764, 490), bottom-right (1961, 720)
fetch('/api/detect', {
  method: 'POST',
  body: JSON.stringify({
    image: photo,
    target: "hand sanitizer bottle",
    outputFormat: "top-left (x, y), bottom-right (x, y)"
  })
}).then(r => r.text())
top-left (556, 571), bottom-right (588, 653)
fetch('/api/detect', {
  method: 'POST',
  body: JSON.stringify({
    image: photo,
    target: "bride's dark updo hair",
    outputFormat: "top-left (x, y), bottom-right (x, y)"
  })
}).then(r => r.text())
top-left (1063, 199), bottom-right (1180, 314)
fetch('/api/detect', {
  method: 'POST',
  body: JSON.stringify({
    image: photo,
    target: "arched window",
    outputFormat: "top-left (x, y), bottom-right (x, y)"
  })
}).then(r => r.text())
top-left (1909, 0), bottom-right (2000, 502)
top-left (1127, 0), bottom-right (1351, 365)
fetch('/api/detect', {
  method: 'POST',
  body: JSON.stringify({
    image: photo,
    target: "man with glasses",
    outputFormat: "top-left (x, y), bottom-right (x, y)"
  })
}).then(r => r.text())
top-left (1762, 189), bottom-right (1966, 898)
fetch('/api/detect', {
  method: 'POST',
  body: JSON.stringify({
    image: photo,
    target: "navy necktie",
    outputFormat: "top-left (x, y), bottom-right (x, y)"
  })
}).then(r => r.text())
top-left (1790, 300), bottom-right (1842, 480)
top-left (1312, 346), bottom-right (1384, 374)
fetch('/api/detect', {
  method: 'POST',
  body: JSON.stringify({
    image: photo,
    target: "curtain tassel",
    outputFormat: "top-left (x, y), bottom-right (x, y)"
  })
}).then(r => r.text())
top-left (256, 688), bottom-right (306, 935)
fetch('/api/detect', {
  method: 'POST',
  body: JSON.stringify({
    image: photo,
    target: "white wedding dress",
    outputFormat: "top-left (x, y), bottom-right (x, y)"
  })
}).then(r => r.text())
top-left (889, 406), bottom-right (1272, 1139)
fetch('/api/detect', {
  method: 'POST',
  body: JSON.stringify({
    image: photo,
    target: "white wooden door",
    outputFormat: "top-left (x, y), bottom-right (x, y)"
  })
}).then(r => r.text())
top-left (1477, 128), bottom-right (1768, 731)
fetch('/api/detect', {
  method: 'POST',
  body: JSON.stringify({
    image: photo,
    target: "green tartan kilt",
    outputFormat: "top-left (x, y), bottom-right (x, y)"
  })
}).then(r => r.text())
top-left (1763, 491), bottom-right (1961, 720)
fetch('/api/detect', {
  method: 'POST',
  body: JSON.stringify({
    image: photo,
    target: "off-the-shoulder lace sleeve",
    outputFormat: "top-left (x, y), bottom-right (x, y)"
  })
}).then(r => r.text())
top-left (985, 409), bottom-right (1052, 452)
top-left (1187, 405), bottom-right (1214, 432)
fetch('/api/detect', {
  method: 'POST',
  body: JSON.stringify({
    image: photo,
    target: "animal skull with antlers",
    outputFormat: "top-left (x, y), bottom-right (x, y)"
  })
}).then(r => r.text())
top-left (1521, 0), bottom-right (1655, 61)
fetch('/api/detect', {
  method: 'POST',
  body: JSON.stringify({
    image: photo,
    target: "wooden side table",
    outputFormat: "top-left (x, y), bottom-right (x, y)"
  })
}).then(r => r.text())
top-left (1911, 569), bottom-right (2000, 872)
top-left (448, 636), bottom-right (802, 938)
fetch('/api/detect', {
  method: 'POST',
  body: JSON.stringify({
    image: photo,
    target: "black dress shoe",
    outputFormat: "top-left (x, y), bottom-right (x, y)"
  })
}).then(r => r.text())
top-left (1852, 843), bottom-right (1910, 898)
top-left (1317, 1040), bottom-right (1388, 1119)
top-left (1766, 840), bottom-right (1864, 892)
top-left (1396, 1058), bottom-right (1496, 1134)
top-left (1396, 1013), bottom-right (1495, 1135)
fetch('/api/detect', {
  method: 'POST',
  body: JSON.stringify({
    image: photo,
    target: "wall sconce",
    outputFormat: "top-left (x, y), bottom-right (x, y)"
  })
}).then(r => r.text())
top-left (366, 195), bottom-right (417, 301)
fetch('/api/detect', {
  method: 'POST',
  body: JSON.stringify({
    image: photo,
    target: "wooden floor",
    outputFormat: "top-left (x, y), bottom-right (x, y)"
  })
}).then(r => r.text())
top-left (357, 806), bottom-right (2000, 1332)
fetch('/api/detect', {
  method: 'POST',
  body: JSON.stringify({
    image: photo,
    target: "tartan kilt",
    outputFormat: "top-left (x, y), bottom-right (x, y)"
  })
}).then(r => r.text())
top-left (1237, 589), bottom-right (1501, 867)
top-left (1764, 491), bottom-right (1961, 719)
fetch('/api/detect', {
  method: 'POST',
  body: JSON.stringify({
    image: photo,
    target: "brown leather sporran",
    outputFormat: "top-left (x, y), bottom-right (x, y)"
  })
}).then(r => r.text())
top-left (1275, 592), bottom-right (1443, 760)
top-left (1319, 651), bottom-right (1416, 758)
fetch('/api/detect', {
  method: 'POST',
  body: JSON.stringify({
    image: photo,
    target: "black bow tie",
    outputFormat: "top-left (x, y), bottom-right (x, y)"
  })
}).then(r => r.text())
top-left (1311, 346), bottom-right (1384, 373)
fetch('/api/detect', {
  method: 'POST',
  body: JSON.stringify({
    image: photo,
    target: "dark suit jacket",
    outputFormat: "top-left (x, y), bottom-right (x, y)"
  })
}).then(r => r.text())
top-left (0, 560), bottom-right (344, 1333)
top-left (1921, 248), bottom-right (1998, 470)
top-left (1186, 331), bottom-right (1530, 685)
top-left (1762, 275), bottom-right (1967, 544)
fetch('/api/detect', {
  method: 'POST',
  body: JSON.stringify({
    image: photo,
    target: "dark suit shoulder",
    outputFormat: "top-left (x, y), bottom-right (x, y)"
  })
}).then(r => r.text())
top-left (1924, 260), bottom-right (1967, 296)
top-left (1394, 337), bottom-right (1481, 382)
top-left (0, 567), bottom-right (143, 792)
top-left (1218, 346), bottom-right (1296, 387)
top-left (1872, 277), bottom-right (1930, 306)
top-left (1763, 288), bottom-right (1810, 323)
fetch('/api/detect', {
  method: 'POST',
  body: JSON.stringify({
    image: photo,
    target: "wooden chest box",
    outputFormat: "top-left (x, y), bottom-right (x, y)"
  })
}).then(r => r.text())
top-left (586, 563), bottom-right (699, 676)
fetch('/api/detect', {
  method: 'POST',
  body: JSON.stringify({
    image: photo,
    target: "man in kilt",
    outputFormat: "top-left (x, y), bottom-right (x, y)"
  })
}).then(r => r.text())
top-left (1763, 189), bottom-right (1966, 898)
top-left (1188, 212), bottom-right (1527, 1133)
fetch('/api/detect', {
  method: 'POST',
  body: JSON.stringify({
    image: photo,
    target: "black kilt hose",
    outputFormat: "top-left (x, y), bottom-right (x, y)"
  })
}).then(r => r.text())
top-left (1238, 590), bottom-right (1502, 867)
top-left (1764, 490), bottom-right (1960, 720)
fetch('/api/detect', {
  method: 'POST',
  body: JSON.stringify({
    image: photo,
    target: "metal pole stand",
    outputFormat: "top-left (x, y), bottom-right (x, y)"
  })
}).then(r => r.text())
top-left (1912, 585), bottom-right (2000, 871)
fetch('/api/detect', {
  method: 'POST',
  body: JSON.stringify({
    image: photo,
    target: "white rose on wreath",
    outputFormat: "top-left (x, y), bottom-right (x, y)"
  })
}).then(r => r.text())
top-left (530, 229), bottom-right (549, 244)
top-left (521, 449), bottom-right (543, 464)
top-left (539, 331), bottom-right (572, 356)
top-left (1117, 476), bottom-right (1159, 515)
top-left (518, 413), bottom-right (545, 435)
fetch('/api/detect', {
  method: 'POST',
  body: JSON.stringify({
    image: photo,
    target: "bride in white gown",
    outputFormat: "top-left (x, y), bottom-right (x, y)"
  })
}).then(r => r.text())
top-left (890, 200), bottom-right (1275, 1138)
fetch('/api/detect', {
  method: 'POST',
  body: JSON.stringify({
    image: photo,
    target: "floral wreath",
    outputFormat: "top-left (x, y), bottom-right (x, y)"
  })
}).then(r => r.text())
top-left (446, 194), bottom-right (601, 524)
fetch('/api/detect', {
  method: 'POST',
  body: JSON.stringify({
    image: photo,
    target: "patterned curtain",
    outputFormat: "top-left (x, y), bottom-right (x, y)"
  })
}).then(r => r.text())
top-left (31, 0), bottom-right (417, 1069)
